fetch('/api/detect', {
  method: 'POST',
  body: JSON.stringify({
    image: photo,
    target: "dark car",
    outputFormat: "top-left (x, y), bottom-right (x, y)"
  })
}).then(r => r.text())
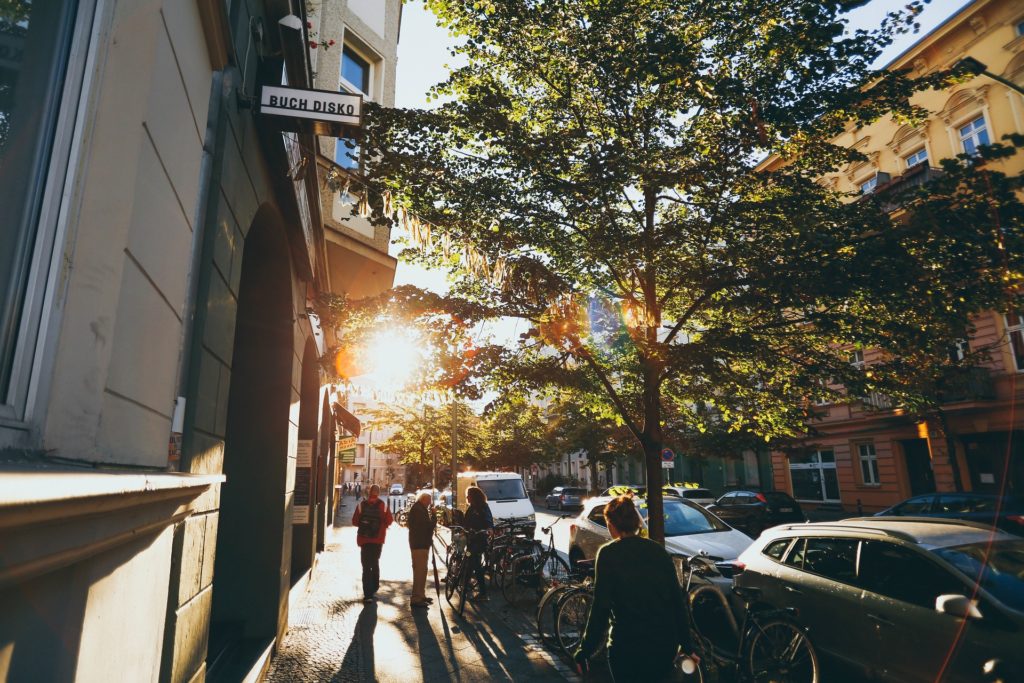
top-left (734, 518), bottom-right (1024, 682)
top-left (545, 486), bottom-right (586, 510)
top-left (707, 489), bottom-right (804, 536)
top-left (875, 492), bottom-right (1024, 537)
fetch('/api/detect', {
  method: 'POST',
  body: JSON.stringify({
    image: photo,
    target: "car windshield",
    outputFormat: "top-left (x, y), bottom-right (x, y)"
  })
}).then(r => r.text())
top-left (933, 540), bottom-right (1024, 612)
top-left (562, 488), bottom-right (586, 495)
top-left (682, 489), bottom-right (712, 499)
top-left (639, 500), bottom-right (730, 536)
top-left (477, 479), bottom-right (527, 501)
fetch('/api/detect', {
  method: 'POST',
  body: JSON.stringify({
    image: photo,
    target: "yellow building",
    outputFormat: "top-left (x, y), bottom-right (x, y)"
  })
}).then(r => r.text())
top-left (767, 0), bottom-right (1024, 514)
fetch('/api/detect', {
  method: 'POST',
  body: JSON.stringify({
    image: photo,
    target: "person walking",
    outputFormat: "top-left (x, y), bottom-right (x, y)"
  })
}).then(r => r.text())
top-left (407, 492), bottom-right (436, 609)
top-left (352, 484), bottom-right (393, 603)
top-left (572, 495), bottom-right (698, 682)
top-left (462, 485), bottom-right (494, 601)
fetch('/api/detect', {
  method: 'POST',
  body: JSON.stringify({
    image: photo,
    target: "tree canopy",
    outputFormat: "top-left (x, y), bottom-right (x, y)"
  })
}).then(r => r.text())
top-left (345, 0), bottom-right (1024, 540)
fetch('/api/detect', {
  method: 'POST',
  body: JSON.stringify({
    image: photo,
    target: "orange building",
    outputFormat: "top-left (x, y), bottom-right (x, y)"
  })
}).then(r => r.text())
top-left (766, 0), bottom-right (1024, 514)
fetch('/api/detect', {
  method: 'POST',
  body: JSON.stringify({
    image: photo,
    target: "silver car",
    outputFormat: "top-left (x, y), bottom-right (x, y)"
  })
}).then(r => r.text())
top-left (568, 495), bottom-right (752, 568)
top-left (734, 518), bottom-right (1024, 682)
top-left (545, 486), bottom-right (586, 510)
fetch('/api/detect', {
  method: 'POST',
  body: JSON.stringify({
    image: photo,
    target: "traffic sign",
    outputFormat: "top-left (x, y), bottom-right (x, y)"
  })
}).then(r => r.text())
top-left (661, 448), bottom-right (675, 462)
top-left (661, 460), bottom-right (674, 469)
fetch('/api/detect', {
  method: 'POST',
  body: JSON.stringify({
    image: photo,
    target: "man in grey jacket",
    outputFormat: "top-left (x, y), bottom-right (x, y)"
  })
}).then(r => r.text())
top-left (407, 492), bottom-right (436, 608)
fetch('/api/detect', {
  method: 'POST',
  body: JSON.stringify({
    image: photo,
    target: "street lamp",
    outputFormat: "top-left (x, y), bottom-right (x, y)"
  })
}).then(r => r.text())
top-left (954, 56), bottom-right (1024, 97)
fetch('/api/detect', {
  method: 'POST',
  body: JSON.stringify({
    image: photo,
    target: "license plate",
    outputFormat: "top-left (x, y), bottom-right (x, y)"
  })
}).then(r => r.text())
top-left (780, 507), bottom-right (793, 513)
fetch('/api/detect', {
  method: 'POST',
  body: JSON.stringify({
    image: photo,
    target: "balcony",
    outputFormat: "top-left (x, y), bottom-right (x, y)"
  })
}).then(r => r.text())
top-left (937, 366), bottom-right (996, 403)
top-left (872, 164), bottom-right (945, 213)
top-left (860, 391), bottom-right (894, 410)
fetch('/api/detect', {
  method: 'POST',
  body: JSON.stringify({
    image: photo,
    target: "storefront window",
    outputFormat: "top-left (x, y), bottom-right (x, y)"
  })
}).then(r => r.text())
top-left (0, 0), bottom-right (80, 407)
top-left (789, 450), bottom-right (840, 502)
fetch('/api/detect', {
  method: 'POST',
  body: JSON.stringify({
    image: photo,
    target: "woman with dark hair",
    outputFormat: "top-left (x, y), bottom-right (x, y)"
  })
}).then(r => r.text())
top-left (462, 485), bottom-right (494, 600)
top-left (573, 495), bottom-right (698, 681)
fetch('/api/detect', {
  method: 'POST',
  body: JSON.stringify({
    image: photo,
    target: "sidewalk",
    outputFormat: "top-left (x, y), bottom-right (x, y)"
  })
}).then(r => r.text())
top-left (265, 497), bottom-right (575, 682)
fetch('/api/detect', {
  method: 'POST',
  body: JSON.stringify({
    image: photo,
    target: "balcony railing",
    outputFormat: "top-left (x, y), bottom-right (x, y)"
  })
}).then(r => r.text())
top-left (859, 391), bottom-right (894, 410)
top-left (937, 366), bottom-right (996, 403)
top-left (873, 164), bottom-right (944, 213)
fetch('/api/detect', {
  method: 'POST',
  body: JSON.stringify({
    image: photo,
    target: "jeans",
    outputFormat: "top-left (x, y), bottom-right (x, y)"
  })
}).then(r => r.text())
top-left (361, 543), bottom-right (383, 597)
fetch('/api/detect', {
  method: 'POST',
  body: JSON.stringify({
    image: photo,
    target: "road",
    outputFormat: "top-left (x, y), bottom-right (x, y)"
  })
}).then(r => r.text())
top-left (533, 501), bottom-right (580, 559)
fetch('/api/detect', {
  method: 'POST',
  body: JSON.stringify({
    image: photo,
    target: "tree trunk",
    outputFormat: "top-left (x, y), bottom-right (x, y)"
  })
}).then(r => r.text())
top-left (641, 357), bottom-right (666, 543)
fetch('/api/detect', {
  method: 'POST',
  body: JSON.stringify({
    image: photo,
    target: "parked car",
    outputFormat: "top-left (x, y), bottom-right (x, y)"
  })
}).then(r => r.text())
top-left (706, 489), bottom-right (804, 536)
top-left (734, 518), bottom-right (1024, 682)
top-left (457, 471), bottom-right (536, 530)
top-left (875, 492), bottom-right (1024, 537)
top-left (664, 486), bottom-right (716, 507)
top-left (389, 483), bottom-right (404, 496)
top-left (545, 486), bottom-right (587, 510)
top-left (568, 496), bottom-right (752, 569)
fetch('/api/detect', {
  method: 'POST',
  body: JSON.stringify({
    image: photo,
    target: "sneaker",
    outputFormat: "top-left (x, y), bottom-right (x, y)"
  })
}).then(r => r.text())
top-left (424, 597), bottom-right (435, 603)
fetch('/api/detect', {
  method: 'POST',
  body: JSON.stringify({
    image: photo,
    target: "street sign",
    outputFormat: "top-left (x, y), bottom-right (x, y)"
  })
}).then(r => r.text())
top-left (338, 436), bottom-right (356, 450)
top-left (661, 448), bottom-right (675, 462)
top-left (661, 460), bottom-right (674, 469)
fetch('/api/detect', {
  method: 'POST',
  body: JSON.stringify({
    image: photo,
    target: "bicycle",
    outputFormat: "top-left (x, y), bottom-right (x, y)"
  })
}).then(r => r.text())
top-left (681, 553), bottom-right (820, 683)
top-left (442, 525), bottom-right (487, 615)
top-left (502, 515), bottom-right (571, 607)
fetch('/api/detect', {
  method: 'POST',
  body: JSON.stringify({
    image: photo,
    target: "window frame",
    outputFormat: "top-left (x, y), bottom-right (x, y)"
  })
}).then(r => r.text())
top-left (857, 442), bottom-right (880, 486)
top-left (0, 0), bottom-right (98, 431)
top-left (335, 38), bottom-right (378, 173)
top-left (858, 174), bottom-right (879, 195)
top-left (957, 114), bottom-right (991, 156)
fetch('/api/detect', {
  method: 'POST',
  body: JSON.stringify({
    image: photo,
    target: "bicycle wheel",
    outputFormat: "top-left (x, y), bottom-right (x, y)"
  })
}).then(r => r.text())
top-left (536, 583), bottom-right (572, 646)
top-left (457, 557), bottom-right (478, 616)
top-left (445, 555), bottom-right (463, 605)
top-left (539, 553), bottom-right (571, 588)
top-left (503, 554), bottom-right (540, 607)
top-left (554, 588), bottom-right (592, 655)
top-left (689, 584), bottom-right (740, 658)
top-left (745, 618), bottom-right (819, 683)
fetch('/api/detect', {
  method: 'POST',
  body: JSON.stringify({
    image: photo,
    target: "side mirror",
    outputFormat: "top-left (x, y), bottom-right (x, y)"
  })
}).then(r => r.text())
top-left (936, 594), bottom-right (982, 620)
top-left (715, 560), bottom-right (746, 579)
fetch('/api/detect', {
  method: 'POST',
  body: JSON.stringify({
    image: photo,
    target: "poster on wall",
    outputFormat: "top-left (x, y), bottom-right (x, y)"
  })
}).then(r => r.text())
top-left (294, 439), bottom-right (314, 524)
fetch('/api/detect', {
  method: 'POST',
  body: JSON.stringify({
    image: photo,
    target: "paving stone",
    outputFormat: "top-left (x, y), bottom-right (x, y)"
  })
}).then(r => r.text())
top-left (265, 497), bottom-right (573, 682)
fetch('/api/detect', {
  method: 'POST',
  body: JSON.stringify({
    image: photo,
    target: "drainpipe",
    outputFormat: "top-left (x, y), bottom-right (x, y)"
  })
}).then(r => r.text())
top-left (167, 70), bottom-right (228, 471)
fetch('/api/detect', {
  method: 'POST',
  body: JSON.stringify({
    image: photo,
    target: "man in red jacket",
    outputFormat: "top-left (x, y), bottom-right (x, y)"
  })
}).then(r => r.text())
top-left (351, 484), bottom-right (393, 602)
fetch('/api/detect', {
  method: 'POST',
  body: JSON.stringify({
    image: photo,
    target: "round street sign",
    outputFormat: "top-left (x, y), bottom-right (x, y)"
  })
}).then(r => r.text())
top-left (661, 448), bottom-right (675, 462)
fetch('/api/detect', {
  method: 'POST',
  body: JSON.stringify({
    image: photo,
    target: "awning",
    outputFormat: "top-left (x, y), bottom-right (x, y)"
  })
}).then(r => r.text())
top-left (332, 402), bottom-right (361, 437)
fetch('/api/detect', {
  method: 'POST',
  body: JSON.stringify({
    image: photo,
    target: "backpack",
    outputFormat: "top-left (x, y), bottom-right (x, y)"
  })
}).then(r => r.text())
top-left (357, 500), bottom-right (383, 538)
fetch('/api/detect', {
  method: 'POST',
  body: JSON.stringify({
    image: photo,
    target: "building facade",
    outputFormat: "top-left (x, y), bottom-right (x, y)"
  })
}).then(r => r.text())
top-left (767, 0), bottom-right (1024, 514)
top-left (0, 1), bottom-right (400, 681)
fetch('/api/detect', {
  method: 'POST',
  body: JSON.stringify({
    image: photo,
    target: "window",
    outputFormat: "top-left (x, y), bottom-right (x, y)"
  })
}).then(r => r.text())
top-left (336, 44), bottom-right (373, 172)
top-left (784, 538), bottom-right (807, 568)
top-left (858, 443), bottom-right (880, 485)
top-left (934, 493), bottom-right (974, 513)
top-left (859, 541), bottom-right (966, 609)
top-left (849, 350), bottom-right (865, 371)
top-left (341, 45), bottom-right (371, 95)
top-left (476, 478), bottom-right (527, 501)
top-left (859, 176), bottom-right (878, 194)
top-left (904, 148), bottom-right (928, 169)
top-left (588, 505), bottom-right (607, 527)
top-left (1005, 313), bottom-right (1024, 372)
top-left (959, 116), bottom-right (990, 156)
top-left (789, 450), bottom-right (840, 502)
top-left (1, 0), bottom-right (85, 419)
top-left (802, 538), bottom-right (859, 584)
top-left (948, 337), bottom-right (970, 363)
top-left (892, 495), bottom-right (934, 514)
top-left (1017, 20), bottom-right (1024, 37)
top-left (763, 539), bottom-right (792, 561)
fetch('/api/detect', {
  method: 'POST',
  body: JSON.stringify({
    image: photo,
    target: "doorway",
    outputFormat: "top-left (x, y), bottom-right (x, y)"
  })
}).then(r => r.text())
top-left (901, 439), bottom-right (936, 496)
top-left (208, 205), bottom-right (293, 674)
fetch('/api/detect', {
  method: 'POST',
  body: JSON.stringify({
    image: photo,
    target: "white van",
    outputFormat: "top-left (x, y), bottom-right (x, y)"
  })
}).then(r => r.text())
top-left (456, 471), bottom-right (535, 527)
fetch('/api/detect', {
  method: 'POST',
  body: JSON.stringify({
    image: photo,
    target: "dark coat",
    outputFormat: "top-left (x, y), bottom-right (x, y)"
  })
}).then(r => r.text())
top-left (407, 500), bottom-right (435, 550)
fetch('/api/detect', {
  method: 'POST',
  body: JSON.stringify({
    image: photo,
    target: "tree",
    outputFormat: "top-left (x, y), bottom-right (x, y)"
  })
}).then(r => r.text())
top-left (367, 399), bottom-right (483, 487)
top-left (479, 395), bottom-right (553, 469)
top-left (545, 394), bottom-right (635, 493)
top-left (356, 0), bottom-right (1023, 541)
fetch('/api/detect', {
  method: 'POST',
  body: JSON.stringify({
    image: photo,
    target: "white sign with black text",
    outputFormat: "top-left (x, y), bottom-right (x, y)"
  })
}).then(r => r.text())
top-left (260, 85), bottom-right (361, 126)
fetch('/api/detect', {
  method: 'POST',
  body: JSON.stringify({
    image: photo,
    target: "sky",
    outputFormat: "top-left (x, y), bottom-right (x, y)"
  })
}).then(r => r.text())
top-left (387, 0), bottom-right (971, 346)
